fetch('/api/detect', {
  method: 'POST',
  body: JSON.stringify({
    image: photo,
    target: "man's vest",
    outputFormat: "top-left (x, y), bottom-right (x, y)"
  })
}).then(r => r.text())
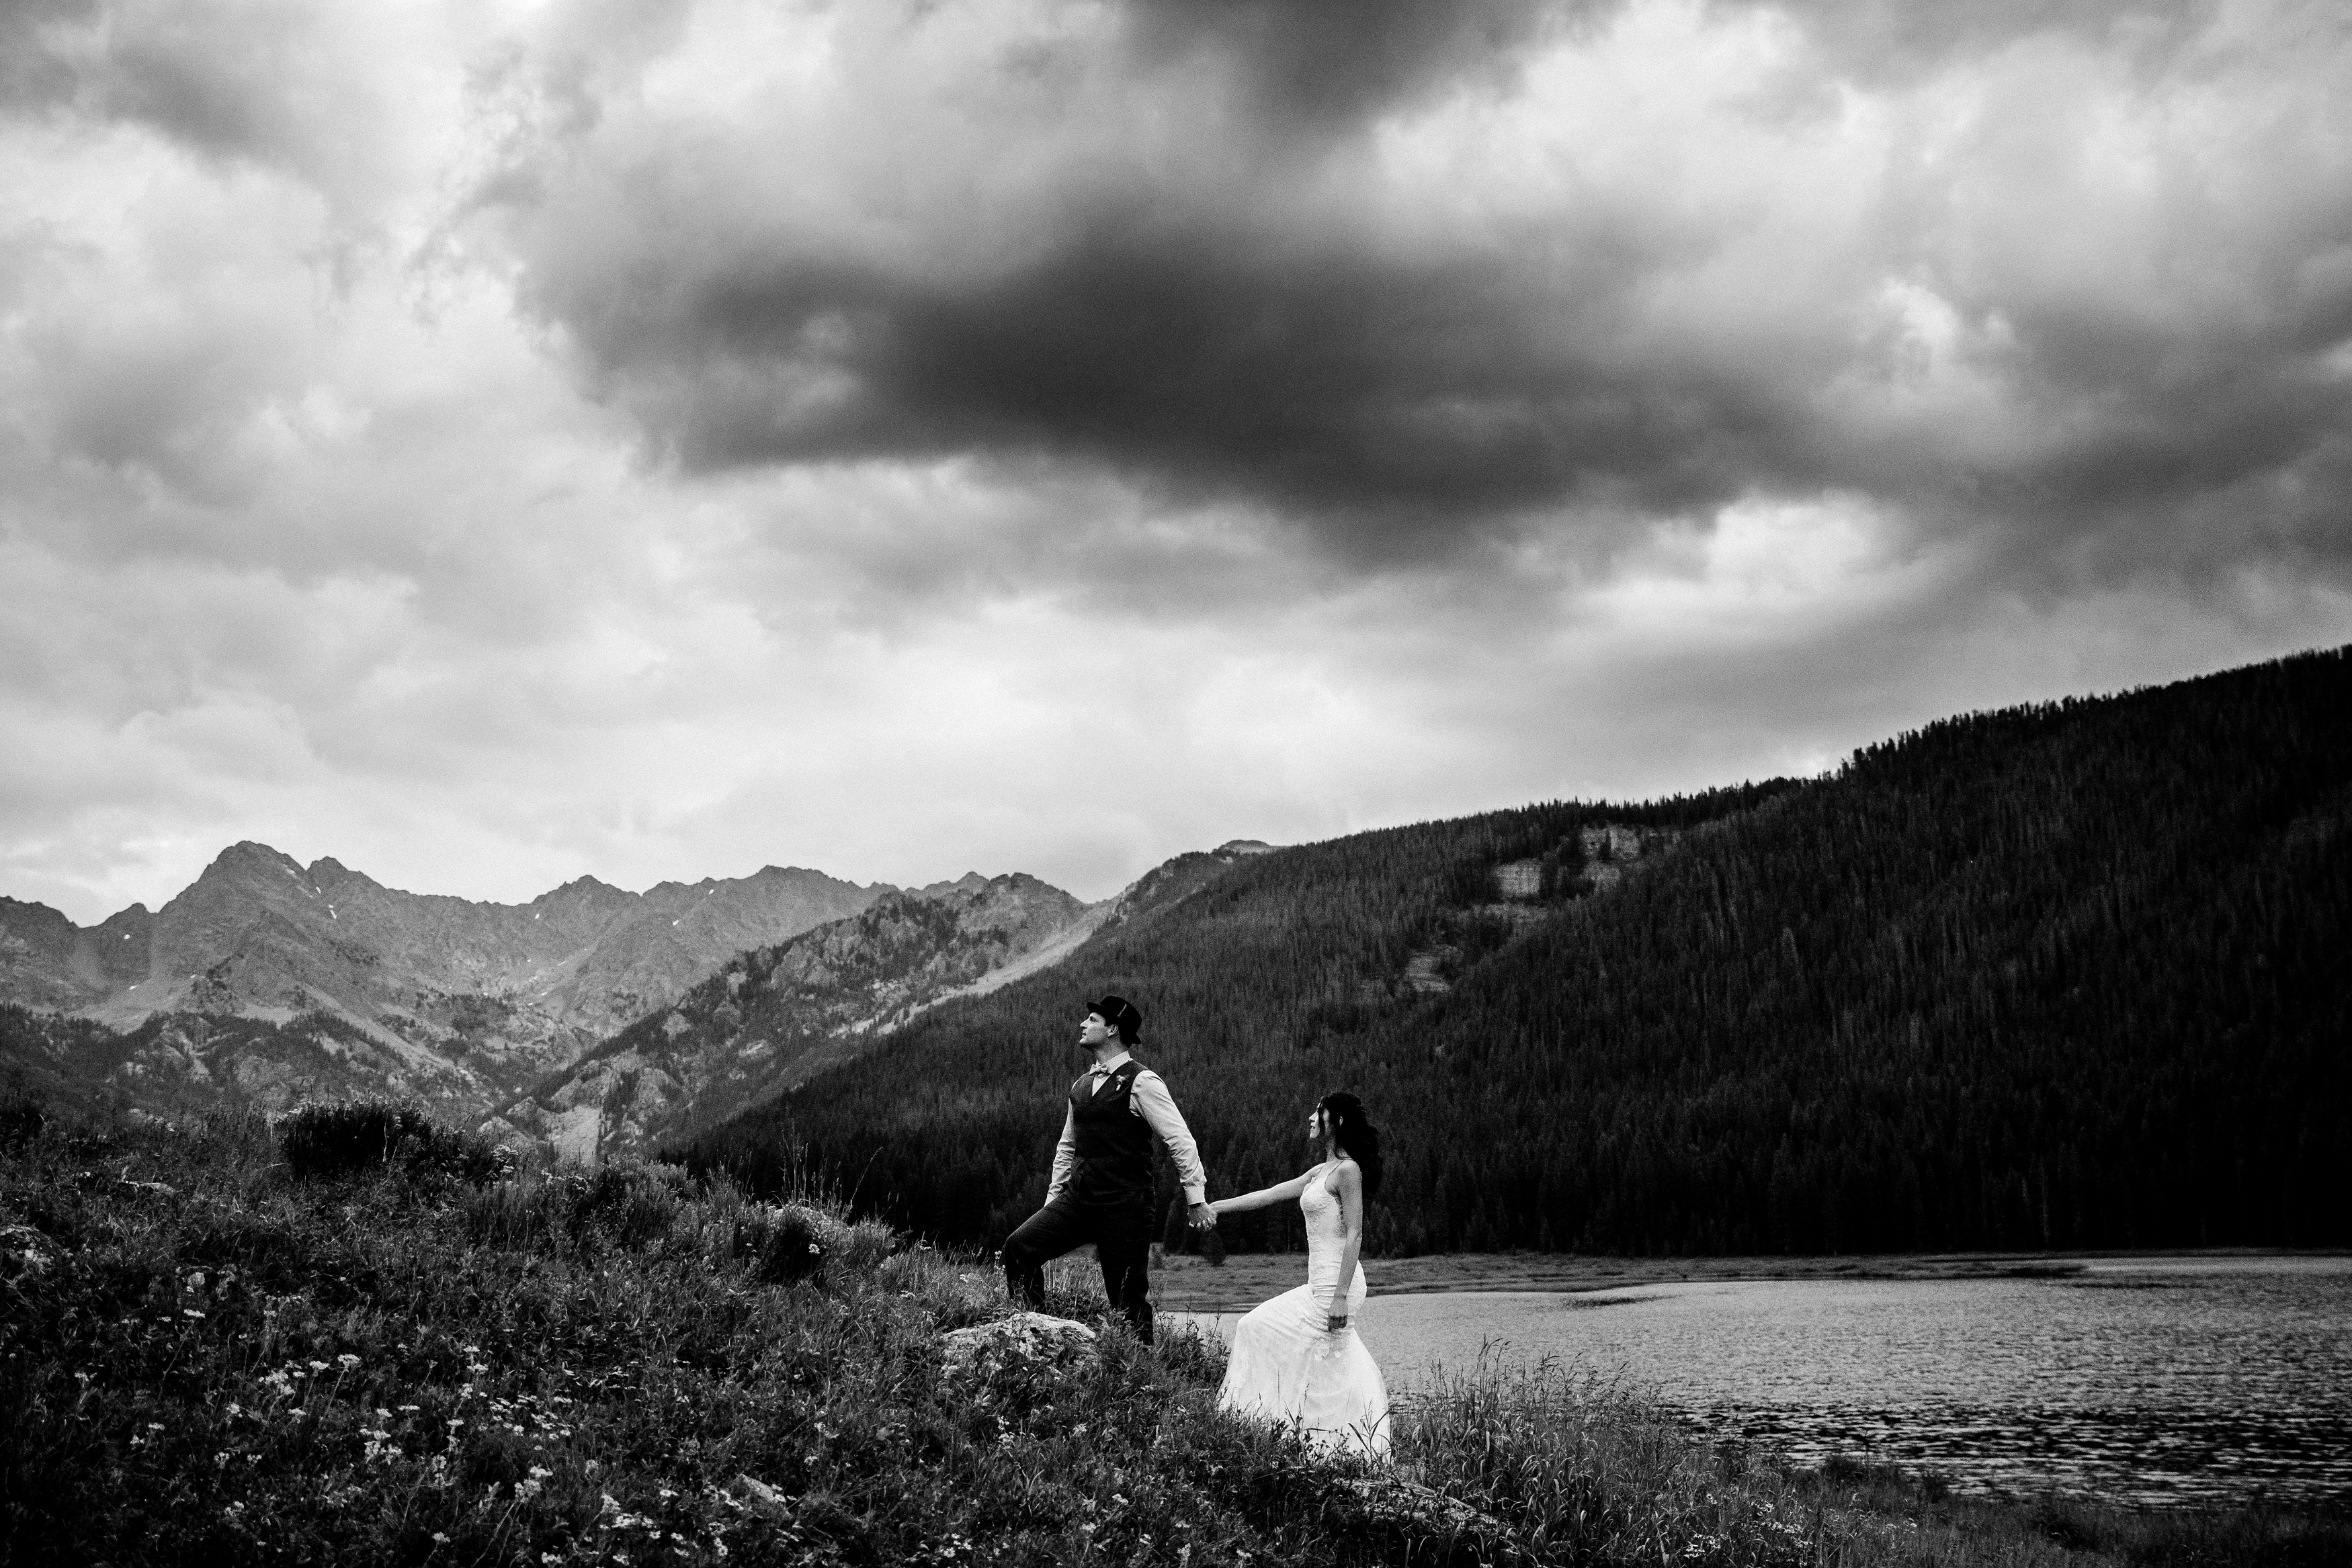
top-left (1067, 1058), bottom-right (1153, 1204)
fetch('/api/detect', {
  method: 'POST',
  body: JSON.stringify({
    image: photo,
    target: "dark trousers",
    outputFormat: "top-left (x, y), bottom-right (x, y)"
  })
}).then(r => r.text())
top-left (1001, 1195), bottom-right (1155, 1342)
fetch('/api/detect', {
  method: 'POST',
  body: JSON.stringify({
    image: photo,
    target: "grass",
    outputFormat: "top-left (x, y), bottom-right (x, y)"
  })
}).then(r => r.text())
top-left (3, 1091), bottom-right (2343, 1567)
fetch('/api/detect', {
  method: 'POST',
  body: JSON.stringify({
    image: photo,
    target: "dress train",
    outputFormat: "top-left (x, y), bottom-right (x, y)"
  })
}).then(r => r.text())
top-left (1214, 1162), bottom-right (1390, 1461)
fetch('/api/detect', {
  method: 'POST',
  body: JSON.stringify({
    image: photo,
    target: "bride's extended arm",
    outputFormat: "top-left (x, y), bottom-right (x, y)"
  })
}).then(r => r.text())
top-left (1328, 1162), bottom-right (1366, 1331)
top-left (1208, 1170), bottom-right (1315, 1216)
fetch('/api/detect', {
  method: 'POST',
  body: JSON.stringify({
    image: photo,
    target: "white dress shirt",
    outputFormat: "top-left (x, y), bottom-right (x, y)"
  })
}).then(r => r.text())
top-left (1045, 1049), bottom-right (1210, 1207)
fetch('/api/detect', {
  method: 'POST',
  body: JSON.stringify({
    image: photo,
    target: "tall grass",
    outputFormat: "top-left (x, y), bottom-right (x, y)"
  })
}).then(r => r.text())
top-left (2, 1094), bottom-right (2343, 1567)
top-left (1389, 1354), bottom-right (2350, 1568)
top-left (276, 1100), bottom-right (510, 1185)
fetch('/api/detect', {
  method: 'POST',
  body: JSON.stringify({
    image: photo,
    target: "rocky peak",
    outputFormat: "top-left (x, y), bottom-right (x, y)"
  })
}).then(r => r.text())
top-left (488, 867), bottom-right (1095, 1162)
top-left (303, 857), bottom-right (375, 893)
top-left (206, 840), bottom-right (306, 877)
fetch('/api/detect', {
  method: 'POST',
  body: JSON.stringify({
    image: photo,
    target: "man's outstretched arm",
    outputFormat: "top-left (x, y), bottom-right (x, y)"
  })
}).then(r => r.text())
top-left (1043, 1102), bottom-right (1079, 1205)
top-left (1130, 1070), bottom-right (1216, 1226)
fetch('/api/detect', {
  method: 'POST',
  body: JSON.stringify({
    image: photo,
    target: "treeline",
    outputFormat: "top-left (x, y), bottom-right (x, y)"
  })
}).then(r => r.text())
top-left (0, 1004), bottom-right (384, 1119)
top-left (0, 1002), bottom-right (124, 1109)
top-left (700, 649), bottom-right (2352, 1258)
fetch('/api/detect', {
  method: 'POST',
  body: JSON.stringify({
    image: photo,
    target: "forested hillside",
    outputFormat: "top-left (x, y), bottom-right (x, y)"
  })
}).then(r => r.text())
top-left (679, 648), bottom-right (2352, 1258)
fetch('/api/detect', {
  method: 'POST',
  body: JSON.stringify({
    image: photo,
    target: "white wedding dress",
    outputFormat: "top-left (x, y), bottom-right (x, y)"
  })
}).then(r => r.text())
top-left (1214, 1161), bottom-right (1391, 1461)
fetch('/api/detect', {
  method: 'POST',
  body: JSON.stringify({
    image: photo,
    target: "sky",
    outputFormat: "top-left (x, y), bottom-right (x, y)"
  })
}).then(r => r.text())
top-left (3, 0), bottom-right (2349, 925)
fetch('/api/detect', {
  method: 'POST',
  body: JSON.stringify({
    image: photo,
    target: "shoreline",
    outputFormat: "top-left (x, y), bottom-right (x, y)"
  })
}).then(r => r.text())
top-left (1148, 1244), bottom-right (2349, 1313)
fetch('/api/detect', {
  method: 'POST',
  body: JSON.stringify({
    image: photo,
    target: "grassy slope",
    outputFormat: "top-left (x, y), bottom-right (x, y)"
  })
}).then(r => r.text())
top-left (5, 1098), bottom-right (2345, 1567)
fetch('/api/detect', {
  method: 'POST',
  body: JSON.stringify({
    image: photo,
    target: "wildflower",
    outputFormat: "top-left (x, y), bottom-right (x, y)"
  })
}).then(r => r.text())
top-left (432, 1533), bottom-right (450, 1545)
top-left (183, 1308), bottom-right (206, 1319)
top-left (337, 1354), bottom-right (360, 1369)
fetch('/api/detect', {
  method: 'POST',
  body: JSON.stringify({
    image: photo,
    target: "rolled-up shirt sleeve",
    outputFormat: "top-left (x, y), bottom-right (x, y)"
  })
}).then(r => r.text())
top-left (1044, 1102), bottom-right (1077, 1205)
top-left (1129, 1070), bottom-right (1208, 1206)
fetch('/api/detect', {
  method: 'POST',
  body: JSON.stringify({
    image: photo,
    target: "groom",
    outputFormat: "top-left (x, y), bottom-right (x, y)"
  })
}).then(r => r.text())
top-left (1001, 994), bottom-right (1215, 1343)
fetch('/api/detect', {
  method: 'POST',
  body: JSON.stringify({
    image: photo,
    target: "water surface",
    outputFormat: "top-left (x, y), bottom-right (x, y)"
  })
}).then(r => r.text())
top-left (1175, 1254), bottom-right (2351, 1507)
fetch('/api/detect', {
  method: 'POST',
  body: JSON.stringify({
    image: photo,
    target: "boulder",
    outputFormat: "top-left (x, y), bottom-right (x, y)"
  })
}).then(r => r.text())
top-left (1341, 1477), bottom-right (1527, 1561)
top-left (939, 1311), bottom-right (1097, 1373)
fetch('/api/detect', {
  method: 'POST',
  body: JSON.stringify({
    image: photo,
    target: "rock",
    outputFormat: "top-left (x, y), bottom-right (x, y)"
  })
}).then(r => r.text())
top-left (1341, 1477), bottom-right (1526, 1559)
top-left (939, 1311), bottom-right (1098, 1373)
top-left (727, 1474), bottom-right (792, 1521)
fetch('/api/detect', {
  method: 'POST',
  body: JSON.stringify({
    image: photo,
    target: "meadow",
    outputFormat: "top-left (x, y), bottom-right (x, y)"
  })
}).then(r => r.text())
top-left (3, 1092), bottom-right (2343, 1567)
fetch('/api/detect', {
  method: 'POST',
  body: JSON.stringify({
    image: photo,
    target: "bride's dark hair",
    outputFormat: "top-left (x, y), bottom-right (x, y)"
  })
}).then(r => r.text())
top-left (1316, 1092), bottom-right (1383, 1199)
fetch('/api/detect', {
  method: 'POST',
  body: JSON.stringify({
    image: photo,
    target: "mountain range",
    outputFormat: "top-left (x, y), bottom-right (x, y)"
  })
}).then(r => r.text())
top-left (0, 846), bottom-right (1095, 1143)
top-left (681, 646), bottom-right (2352, 1258)
top-left (486, 842), bottom-right (1273, 1163)
top-left (0, 833), bottom-right (1282, 1161)
top-left (5, 648), bottom-right (2346, 1261)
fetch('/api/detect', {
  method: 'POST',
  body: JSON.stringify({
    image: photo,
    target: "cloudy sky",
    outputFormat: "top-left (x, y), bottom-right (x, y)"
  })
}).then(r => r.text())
top-left (4, 0), bottom-right (2349, 924)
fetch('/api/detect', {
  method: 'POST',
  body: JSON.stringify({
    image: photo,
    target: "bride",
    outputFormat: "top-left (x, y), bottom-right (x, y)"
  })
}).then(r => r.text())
top-left (1205, 1092), bottom-right (1391, 1461)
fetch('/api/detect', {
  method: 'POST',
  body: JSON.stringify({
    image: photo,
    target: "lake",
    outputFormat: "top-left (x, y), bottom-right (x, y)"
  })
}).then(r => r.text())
top-left (1172, 1253), bottom-right (2352, 1508)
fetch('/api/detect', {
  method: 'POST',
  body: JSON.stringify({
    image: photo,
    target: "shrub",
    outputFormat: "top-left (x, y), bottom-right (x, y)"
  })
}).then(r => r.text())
top-left (277, 1100), bottom-right (507, 1185)
top-left (0, 1088), bottom-right (45, 1150)
top-left (560, 1164), bottom-right (663, 1252)
top-left (736, 1202), bottom-right (829, 1285)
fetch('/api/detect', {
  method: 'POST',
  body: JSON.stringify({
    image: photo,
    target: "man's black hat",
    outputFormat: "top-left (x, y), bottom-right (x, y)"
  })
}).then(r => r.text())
top-left (1087, 995), bottom-right (1142, 1045)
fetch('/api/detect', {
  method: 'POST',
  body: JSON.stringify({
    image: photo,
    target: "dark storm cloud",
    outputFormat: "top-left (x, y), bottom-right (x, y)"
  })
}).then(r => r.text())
top-left (563, 213), bottom-right (1802, 540)
top-left (1120, 0), bottom-right (1569, 124)
top-left (5, 0), bottom-right (2348, 934)
top-left (493, 0), bottom-right (2352, 585)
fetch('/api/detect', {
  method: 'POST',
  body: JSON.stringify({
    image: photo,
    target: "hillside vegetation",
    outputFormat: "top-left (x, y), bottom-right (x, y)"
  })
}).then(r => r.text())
top-left (7, 1094), bottom-right (2343, 1568)
top-left (681, 648), bottom-right (2352, 1257)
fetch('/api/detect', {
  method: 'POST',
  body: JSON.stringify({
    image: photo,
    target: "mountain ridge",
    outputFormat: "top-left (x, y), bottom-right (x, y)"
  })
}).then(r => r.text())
top-left (0, 839), bottom-right (1271, 1152)
top-left (0, 846), bottom-right (898, 1124)
top-left (487, 870), bottom-right (1109, 1162)
top-left (679, 646), bottom-right (2352, 1259)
